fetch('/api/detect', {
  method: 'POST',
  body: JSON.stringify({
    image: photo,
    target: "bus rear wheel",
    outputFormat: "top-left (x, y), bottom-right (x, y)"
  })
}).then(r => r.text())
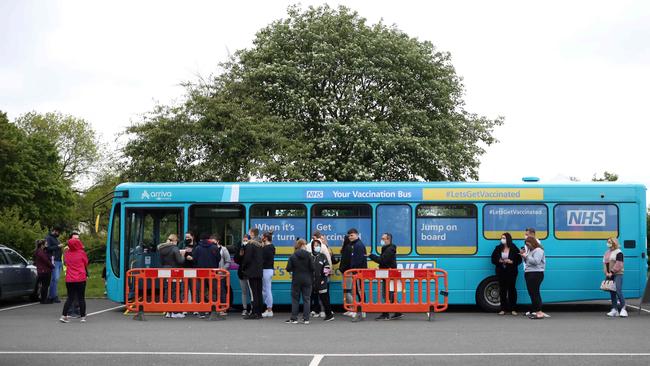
top-left (476, 276), bottom-right (501, 312)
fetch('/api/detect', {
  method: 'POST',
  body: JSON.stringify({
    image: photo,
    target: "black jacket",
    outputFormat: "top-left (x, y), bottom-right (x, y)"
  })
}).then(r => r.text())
top-left (490, 243), bottom-right (522, 275)
top-left (193, 240), bottom-right (221, 268)
top-left (242, 240), bottom-right (264, 279)
top-left (339, 241), bottom-right (353, 273)
top-left (369, 243), bottom-right (397, 269)
top-left (262, 244), bottom-right (276, 270)
top-left (312, 252), bottom-right (331, 293)
top-left (157, 242), bottom-right (185, 268)
top-left (286, 249), bottom-right (314, 284)
top-left (183, 244), bottom-right (195, 268)
top-left (350, 239), bottom-right (368, 269)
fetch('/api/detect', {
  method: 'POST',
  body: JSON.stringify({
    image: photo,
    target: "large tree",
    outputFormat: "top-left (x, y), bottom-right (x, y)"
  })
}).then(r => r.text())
top-left (123, 5), bottom-right (501, 182)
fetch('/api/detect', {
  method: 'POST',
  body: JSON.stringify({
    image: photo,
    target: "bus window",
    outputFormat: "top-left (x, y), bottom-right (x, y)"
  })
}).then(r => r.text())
top-left (416, 204), bottom-right (477, 255)
top-left (250, 204), bottom-right (306, 255)
top-left (376, 204), bottom-right (412, 255)
top-left (311, 204), bottom-right (372, 255)
top-left (483, 204), bottom-right (548, 240)
top-left (189, 205), bottom-right (244, 252)
top-left (554, 204), bottom-right (619, 239)
top-left (109, 203), bottom-right (121, 277)
top-left (125, 208), bottom-right (183, 270)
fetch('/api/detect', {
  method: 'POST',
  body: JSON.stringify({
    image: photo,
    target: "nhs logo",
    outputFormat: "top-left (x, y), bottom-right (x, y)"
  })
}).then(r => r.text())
top-left (306, 190), bottom-right (324, 199)
top-left (567, 210), bottom-right (606, 227)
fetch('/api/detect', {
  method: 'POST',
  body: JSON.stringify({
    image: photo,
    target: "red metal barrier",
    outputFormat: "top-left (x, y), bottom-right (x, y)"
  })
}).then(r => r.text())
top-left (342, 268), bottom-right (448, 321)
top-left (126, 268), bottom-right (230, 320)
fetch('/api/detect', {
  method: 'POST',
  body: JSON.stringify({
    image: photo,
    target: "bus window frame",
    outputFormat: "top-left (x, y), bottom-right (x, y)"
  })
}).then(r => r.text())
top-left (248, 203), bottom-right (308, 254)
top-left (376, 203), bottom-right (413, 255)
top-left (482, 203), bottom-right (549, 240)
top-left (552, 203), bottom-right (620, 240)
top-left (188, 203), bottom-right (246, 246)
top-left (311, 203), bottom-right (374, 252)
top-left (415, 203), bottom-right (478, 256)
top-left (108, 203), bottom-right (121, 278)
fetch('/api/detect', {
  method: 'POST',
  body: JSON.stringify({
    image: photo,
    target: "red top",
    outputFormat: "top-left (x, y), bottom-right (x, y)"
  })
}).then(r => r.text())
top-left (64, 238), bottom-right (89, 283)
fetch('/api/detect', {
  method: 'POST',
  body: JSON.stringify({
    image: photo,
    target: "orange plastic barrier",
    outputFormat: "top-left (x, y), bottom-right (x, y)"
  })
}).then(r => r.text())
top-left (342, 268), bottom-right (448, 321)
top-left (126, 268), bottom-right (230, 320)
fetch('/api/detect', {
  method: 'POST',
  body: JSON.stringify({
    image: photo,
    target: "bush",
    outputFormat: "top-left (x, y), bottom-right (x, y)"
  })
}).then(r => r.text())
top-left (0, 207), bottom-right (48, 257)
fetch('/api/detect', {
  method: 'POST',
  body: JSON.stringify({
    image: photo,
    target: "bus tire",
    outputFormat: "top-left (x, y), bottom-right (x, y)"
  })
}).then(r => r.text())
top-left (476, 276), bottom-right (501, 312)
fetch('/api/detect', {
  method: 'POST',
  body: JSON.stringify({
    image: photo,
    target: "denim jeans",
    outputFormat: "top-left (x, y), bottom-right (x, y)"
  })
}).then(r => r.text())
top-left (239, 278), bottom-right (251, 310)
top-left (48, 261), bottom-right (62, 299)
top-left (262, 269), bottom-right (274, 309)
top-left (610, 274), bottom-right (626, 311)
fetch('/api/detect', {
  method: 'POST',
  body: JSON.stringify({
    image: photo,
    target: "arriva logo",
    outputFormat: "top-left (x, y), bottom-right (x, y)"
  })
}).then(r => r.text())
top-left (141, 190), bottom-right (173, 201)
top-left (306, 190), bottom-right (324, 199)
top-left (567, 210), bottom-right (606, 227)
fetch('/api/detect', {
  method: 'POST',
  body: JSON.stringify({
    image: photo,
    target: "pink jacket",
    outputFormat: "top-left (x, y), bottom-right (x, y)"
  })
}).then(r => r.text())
top-left (64, 238), bottom-right (89, 283)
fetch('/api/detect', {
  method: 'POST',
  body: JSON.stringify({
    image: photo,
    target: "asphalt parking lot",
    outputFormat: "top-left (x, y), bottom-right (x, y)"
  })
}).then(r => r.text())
top-left (1, 298), bottom-right (650, 366)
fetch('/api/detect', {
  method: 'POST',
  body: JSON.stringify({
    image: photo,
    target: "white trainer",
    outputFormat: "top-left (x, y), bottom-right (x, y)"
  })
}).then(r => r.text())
top-left (310, 311), bottom-right (319, 318)
top-left (319, 311), bottom-right (326, 318)
top-left (619, 308), bottom-right (628, 317)
top-left (172, 312), bottom-right (185, 318)
top-left (606, 308), bottom-right (619, 317)
top-left (262, 310), bottom-right (274, 318)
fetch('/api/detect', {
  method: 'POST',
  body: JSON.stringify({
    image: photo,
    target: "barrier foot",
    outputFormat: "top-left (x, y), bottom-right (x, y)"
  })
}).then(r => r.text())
top-left (208, 306), bottom-right (223, 321)
top-left (133, 308), bottom-right (145, 321)
top-left (351, 306), bottom-right (363, 323)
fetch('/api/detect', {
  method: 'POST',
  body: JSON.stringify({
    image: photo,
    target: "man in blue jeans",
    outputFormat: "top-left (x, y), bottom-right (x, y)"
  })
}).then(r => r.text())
top-left (46, 226), bottom-right (64, 303)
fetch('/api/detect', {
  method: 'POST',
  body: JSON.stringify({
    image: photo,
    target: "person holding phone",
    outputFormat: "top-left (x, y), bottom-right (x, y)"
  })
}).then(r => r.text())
top-left (520, 236), bottom-right (546, 319)
top-left (490, 232), bottom-right (522, 315)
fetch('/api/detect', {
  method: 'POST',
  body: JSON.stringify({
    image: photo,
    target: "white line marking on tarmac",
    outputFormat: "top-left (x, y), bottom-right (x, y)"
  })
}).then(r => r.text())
top-left (0, 302), bottom-right (39, 312)
top-left (627, 305), bottom-right (650, 314)
top-left (0, 352), bottom-right (650, 357)
top-left (86, 305), bottom-right (125, 316)
top-left (309, 354), bottom-right (325, 366)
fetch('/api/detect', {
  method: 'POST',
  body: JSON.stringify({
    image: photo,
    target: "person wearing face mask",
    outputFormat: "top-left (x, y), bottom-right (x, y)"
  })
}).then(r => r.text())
top-left (310, 239), bottom-right (334, 321)
top-left (242, 227), bottom-right (264, 319)
top-left (182, 232), bottom-right (196, 268)
top-left (490, 232), bottom-right (522, 315)
top-left (369, 233), bottom-right (401, 320)
top-left (603, 238), bottom-right (627, 317)
top-left (158, 234), bottom-right (185, 318)
top-left (261, 231), bottom-right (276, 318)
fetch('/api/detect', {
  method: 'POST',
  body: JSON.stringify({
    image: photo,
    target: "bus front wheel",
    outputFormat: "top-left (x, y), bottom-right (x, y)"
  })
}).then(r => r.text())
top-left (476, 277), bottom-right (501, 312)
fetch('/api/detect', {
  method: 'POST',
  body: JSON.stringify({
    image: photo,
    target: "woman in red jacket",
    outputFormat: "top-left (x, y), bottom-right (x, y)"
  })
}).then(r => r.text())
top-left (60, 237), bottom-right (89, 323)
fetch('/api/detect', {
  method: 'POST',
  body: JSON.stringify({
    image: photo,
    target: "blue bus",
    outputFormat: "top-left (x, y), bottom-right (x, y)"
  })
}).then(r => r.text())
top-left (104, 181), bottom-right (647, 311)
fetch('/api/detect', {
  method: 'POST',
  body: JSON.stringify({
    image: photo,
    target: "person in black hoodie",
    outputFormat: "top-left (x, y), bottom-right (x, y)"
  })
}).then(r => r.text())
top-left (490, 232), bottom-right (522, 315)
top-left (233, 235), bottom-right (252, 316)
top-left (192, 233), bottom-right (221, 317)
top-left (242, 227), bottom-right (264, 319)
top-left (286, 239), bottom-right (314, 324)
top-left (369, 232), bottom-right (402, 320)
top-left (311, 239), bottom-right (334, 321)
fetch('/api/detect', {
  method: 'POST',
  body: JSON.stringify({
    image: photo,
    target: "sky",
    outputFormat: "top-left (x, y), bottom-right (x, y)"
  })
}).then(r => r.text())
top-left (1, 0), bottom-right (649, 187)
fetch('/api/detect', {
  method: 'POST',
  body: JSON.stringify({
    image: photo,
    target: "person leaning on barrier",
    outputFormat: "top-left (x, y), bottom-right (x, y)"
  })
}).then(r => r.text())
top-left (310, 239), bottom-right (334, 321)
top-left (158, 234), bottom-right (186, 319)
top-left (261, 231), bottom-right (276, 318)
top-left (33, 239), bottom-right (54, 304)
top-left (369, 232), bottom-right (402, 320)
top-left (242, 228), bottom-right (264, 320)
top-left (604, 237), bottom-right (627, 318)
top-left (339, 234), bottom-right (354, 316)
top-left (286, 239), bottom-right (314, 324)
top-left (215, 234), bottom-right (232, 315)
top-left (491, 232), bottom-right (522, 316)
top-left (193, 233), bottom-right (221, 318)
top-left (345, 228), bottom-right (367, 319)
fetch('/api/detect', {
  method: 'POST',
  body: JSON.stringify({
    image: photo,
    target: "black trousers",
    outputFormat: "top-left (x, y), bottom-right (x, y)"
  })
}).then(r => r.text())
top-left (248, 277), bottom-right (263, 316)
top-left (62, 281), bottom-right (86, 317)
top-left (524, 272), bottom-right (544, 312)
top-left (497, 272), bottom-right (518, 312)
top-left (37, 274), bottom-right (51, 303)
top-left (291, 280), bottom-right (312, 321)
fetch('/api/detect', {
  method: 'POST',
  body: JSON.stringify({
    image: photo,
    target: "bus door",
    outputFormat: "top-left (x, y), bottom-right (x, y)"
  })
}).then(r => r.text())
top-left (189, 204), bottom-right (245, 252)
top-left (124, 206), bottom-right (184, 299)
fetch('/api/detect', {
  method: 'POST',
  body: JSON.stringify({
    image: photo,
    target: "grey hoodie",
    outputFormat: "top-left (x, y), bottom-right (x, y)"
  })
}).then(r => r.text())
top-left (157, 242), bottom-right (184, 268)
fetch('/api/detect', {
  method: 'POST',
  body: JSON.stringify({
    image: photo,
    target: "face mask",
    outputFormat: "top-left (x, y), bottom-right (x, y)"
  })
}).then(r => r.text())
top-left (314, 246), bottom-right (321, 253)
top-left (380, 240), bottom-right (386, 246)
top-left (606, 242), bottom-right (612, 248)
top-left (242, 241), bottom-right (247, 246)
top-left (500, 238), bottom-right (507, 245)
top-left (185, 239), bottom-right (192, 245)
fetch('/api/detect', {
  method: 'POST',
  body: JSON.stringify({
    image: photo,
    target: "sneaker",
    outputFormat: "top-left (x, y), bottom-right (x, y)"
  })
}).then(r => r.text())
top-left (619, 308), bottom-right (628, 317)
top-left (262, 310), bottom-right (274, 318)
top-left (193, 312), bottom-right (200, 316)
top-left (319, 311), bottom-right (326, 318)
top-left (242, 310), bottom-right (248, 316)
top-left (375, 314), bottom-right (390, 321)
top-left (303, 320), bottom-right (310, 325)
top-left (219, 311), bottom-right (228, 316)
top-left (171, 312), bottom-right (185, 318)
top-left (542, 313), bottom-right (551, 318)
top-left (164, 312), bottom-right (172, 318)
top-left (198, 313), bottom-right (207, 319)
top-left (348, 312), bottom-right (357, 318)
top-left (59, 316), bottom-right (69, 323)
top-left (525, 311), bottom-right (531, 317)
top-left (511, 311), bottom-right (518, 316)
top-left (390, 313), bottom-right (403, 320)
top-left (311, 311), bottom-right (320, 318)
top-left (80, 317), bottom-right (86, 323)
top-left (343, 311), bottom-right (353, 317)
top-left (498, 311), bottom-right (505, 315)
top-left (324, 314), bottom-right (335, 322)
top-left (361, 312), bottom-right (366, 318)
top-left (285, 319), bottom-right (298, 324)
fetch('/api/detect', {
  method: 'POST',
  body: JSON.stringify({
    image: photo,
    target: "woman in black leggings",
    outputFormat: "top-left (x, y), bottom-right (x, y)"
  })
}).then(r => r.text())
top-left (60, 237), bottom-right (89, 323)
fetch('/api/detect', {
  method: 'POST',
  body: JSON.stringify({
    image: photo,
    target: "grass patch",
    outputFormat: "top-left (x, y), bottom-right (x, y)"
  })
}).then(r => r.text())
top-left (56, 262), bottom-right (106, 299)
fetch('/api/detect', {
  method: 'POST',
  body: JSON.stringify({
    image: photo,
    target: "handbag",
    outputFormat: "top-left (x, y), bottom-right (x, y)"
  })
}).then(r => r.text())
top-left (600, 279), bottom-right (616, 292)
